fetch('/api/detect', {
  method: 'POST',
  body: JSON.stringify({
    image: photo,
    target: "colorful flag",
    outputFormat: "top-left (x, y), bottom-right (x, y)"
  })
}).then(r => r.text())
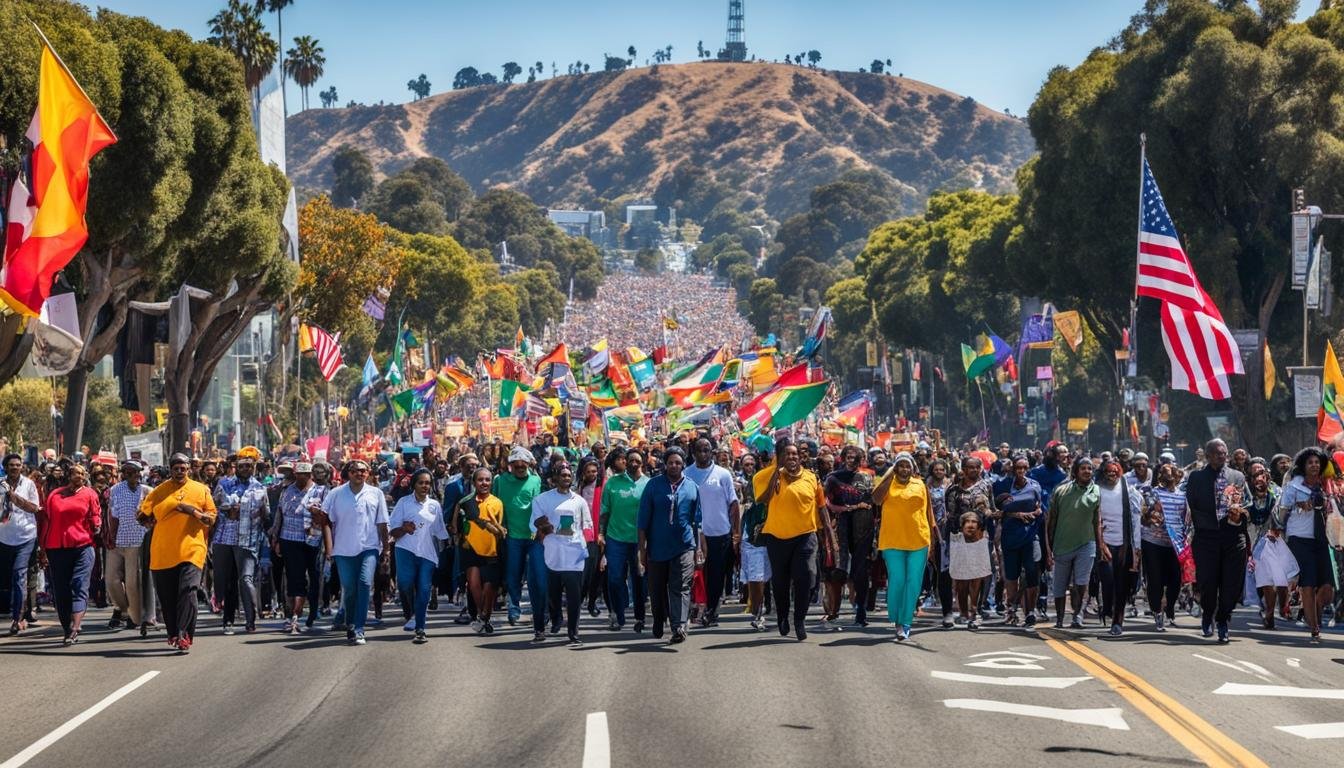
top-left (736, 364), bottom-right (812, 429)
top-left (836, 390), bottom-right (872, 429)
top-left (628, 357), bottom-right (656, 389)
top-left (961, 337), bottom-right (996, 379)
top-left (301, 324), bottom-right (345, 381)
top-left (497, 378), bottom-right (528, 419)
top-left (1, 41), bottom-right (116, 316)
top-left (537, 342), bottom-right (569, 369)
top-left (390, 388), bottom-right (418, 419)
top-left (361, 292), bottom-right (386, 321)
top-left (1136, 158), bottom-right (1242, 399)
top-left (3, 177), bottom-right (35, 263)
top-left (583, 339), bottom-right (609, 376)
top-left (739, 380), bottom-right (831, 432)
top-left (652, 345), bottom-right (667, 365)
top-left (439, 363), bottom-right (475, 390)
top-left (1318, 341), bottom-right (1344, 443)
top-left (801, 307), bottom-right (831, 358)
top-left (588, 378), bottom-right (619, 409)
top-left (1053, 310), bottom-right (1083, 352)
top-left (361, 353), bottom-right (378, 392)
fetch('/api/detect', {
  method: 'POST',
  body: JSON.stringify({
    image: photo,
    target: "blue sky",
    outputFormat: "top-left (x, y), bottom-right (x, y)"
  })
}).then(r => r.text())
top-left (91, 1), bottom-right (1291, 115)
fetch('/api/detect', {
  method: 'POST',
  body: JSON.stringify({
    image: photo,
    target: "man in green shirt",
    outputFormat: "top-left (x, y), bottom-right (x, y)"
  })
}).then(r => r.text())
top-left (599, 447), bottom-right (649, 632)
top-left (494, 446), bottom-right (542, 625)
top-left (1043, 457), bottom-right (1102, 629)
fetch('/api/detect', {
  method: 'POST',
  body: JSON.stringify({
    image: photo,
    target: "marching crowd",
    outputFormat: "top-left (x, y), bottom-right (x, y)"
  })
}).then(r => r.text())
top-left (558, 272), bottom-right (753, 355)
top-left (1, 432), bottom-right (1341, 653)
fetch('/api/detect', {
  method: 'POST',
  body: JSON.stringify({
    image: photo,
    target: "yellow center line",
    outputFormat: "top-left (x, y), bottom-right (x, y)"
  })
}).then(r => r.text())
top-left (1040, 631), bottom-right (1268, 768)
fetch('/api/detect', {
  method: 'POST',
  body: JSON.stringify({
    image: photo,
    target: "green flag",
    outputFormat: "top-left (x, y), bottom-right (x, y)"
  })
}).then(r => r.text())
top-left (765, 380), bottom-right (831, 430)
top-left (497, 379), bottom-right (527, 418)
top-left (390, 388), bottom-right (417, 419)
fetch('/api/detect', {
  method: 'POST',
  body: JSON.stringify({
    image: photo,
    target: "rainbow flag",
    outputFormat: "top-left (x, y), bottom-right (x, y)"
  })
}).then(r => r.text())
top-left (1319, 341), bottom-right (1344, 442)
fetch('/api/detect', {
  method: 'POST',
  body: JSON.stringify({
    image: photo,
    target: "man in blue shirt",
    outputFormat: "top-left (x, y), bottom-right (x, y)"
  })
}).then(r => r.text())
top-left (1027, 443), bottom-right (1069, 508)
top-left (211, 458), bottom-right (269, 634)
top-left (993, 455), bottom-right (1044, 627)
top-left (637, 448), bottom-right (703, 644)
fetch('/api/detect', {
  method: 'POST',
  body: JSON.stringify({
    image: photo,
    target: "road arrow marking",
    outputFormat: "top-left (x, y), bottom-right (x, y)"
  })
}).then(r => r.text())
top-left (942, 698), bottom-right (1129, 730)
top-left (932, 670), bottom-right (1090, 688)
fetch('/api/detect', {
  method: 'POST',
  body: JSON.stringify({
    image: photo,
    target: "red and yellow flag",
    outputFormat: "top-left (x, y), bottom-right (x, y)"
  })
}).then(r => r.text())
top-left (2, 43), bottom-right (116, 316)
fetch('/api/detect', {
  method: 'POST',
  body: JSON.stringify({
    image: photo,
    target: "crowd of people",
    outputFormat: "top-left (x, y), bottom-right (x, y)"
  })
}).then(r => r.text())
top-left (1, 432), bottom-right (1341, 653)
top-left (558, 272), bottom-right (753, 355)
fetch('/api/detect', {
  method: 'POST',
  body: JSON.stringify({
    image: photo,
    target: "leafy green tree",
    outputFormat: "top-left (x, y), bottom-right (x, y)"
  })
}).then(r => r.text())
top-left (0, 380), bottom-right (57, 449)
top-left (452, 66), bottom-right (481, 89)
top-left (365, 174), bottom-right (448, 235)
top-left (634, 247), bottom-right (664, 273)
top-left (506, 267), bottom-right (566, 337)
top-left (407, 73), bottom-right (431, 100)
top-left (746, 278), bottom-right (783, 337)
top-left (319, 84), bottom-right (337, 107)
top-left (870, 58), bottom-right (884, 74)
top-left (502, 61), bottom-right (522, 84)
top-left (807, 49), bottom-right (822, 67)
top-left (284, 35), bottom-right (324, 110)
top-left (396, 157), bottom-right (473, 221)
top-left (627, 45), bottom-right (637, 64)
top-left (330, 144), bottom-right (374, 208)
top-left (604, 54), bottom-right (627, 73)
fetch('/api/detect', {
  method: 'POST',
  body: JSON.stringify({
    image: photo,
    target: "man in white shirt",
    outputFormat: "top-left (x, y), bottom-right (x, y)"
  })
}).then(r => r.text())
top-left (318, 460), bottom-right (389, 645)
top-left (0, 453), bottom-right (41, 635)
top-left (685, 437), bottom-right (740, 627)
top-left (529, 462), bottom-right (591, 645)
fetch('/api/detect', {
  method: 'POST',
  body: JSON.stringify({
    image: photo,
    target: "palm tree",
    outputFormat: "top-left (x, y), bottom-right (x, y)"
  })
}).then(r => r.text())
top-left (208, 0), bottom-right (278, 99)
top-left (284, 35), bottom-right (325, 110)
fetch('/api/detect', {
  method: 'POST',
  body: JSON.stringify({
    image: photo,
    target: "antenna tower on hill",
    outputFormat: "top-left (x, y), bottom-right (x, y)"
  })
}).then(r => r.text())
top-left (724, 0), bottom-right (747, 62)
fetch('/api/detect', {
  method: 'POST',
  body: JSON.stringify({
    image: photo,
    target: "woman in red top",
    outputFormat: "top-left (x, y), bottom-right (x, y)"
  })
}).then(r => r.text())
top-left (38, 463), bottom-right (102, 645)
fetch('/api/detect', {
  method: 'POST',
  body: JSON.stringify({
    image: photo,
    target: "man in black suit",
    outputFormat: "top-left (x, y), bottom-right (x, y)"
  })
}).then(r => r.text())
top-left (1183, 438), bottom-right (1249, 643)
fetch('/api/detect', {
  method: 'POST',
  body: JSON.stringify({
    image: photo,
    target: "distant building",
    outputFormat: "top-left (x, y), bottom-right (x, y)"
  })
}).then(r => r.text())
top-left (625, 204), bottom-right (657, 227)
top-left (547, 209), bottom-right (609, 245)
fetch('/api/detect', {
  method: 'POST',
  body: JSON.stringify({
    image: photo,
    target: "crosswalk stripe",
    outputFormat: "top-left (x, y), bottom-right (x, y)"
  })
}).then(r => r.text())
top-left (1274, 722), bottom-right (1344, 740)
top-left (931, 670), bottom-right (1090, 689)
top-left (1213, 683), bottom-right (1344, 700)
top-left (942, 699), bottom-right (1129, 730)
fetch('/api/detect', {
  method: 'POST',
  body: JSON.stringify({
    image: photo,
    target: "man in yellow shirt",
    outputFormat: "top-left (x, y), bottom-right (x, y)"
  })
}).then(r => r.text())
top-left (138, 453), bottom-right (216, 654)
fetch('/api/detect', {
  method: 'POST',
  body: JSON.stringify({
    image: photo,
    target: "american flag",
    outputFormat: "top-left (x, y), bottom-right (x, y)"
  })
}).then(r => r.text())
top-left (1136, 158), bottom-right (1242, 399)
top-left (306, 324), bottom-right (346, 382)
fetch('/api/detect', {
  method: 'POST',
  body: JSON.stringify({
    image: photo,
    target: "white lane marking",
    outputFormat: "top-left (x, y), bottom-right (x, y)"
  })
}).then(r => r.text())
top-left (1193, 654), bottom-right (1254, 674)
top-left (1239, 661), bottom-right (1271, 676)
top-left (968, 651), bottom-right (1050, 659)
top-left (1, 671), bottom-right (160, 768)
top-left (1275, 722), bottom-right (1344, 740)
top-left (582, 711), bottom-right (609, 768)
top-left (965, 658), bottom-right (1044, 670)
top-left (1213, 683), bottom-right (1344, 700)
top-left (932, 670), bottom-right (1090, 689)
top-left (942, 699), bottom-right (1129, 730)
top-left (1287, 658), bottom-right (1301, 668)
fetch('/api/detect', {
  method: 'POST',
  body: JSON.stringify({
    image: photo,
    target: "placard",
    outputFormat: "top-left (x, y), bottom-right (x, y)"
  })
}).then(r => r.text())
top-left (1289, 366), bottom-right (1323, 419)
top-left (122, 429), bottom-right (164, 466)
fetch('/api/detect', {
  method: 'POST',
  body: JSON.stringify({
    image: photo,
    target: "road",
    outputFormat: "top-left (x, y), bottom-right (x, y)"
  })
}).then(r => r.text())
top-left (1, 600), bottom-right (1341, 768)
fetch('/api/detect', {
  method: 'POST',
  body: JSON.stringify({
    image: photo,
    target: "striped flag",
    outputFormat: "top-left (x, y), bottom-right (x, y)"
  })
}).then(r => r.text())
top-left (1136, 158), bottom-right (1241, 399)
top-left (302, 324), bottom-right (345, 382)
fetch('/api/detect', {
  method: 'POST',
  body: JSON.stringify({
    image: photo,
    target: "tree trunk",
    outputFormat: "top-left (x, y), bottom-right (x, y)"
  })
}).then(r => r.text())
top-left (1228, 270), bottom-right (1286, 454)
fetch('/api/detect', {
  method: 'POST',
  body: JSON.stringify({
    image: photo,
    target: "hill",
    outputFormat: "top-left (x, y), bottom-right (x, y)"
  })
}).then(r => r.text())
top-left (286, 62), bottom-right (1034, 221)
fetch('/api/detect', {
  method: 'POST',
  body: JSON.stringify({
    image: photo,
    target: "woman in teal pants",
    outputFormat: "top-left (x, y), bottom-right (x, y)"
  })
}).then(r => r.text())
top-left (873, 452), bottom-right (936, 641)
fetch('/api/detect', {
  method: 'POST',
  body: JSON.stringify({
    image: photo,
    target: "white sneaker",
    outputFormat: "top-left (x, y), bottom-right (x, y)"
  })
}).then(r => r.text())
top-left (354, 633), bottom-right (367, 646)
top-left (818, 618), bottom-right (832, 632)
top-left (470, 619), bottom-right (484, 634)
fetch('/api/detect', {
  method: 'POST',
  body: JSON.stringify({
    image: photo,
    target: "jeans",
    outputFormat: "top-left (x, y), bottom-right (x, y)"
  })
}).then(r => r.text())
top-left (0, 538), bottom-right (36, 621)
top-left (546, 568), bottom-right (583, 638)
top-left (211, 543), bottom-right (258, 628)
top-left (47, 546), bottom-right (94, 635)
top-left (1142, 544), bottom-right (1180, 620)
top-left (765, 532), bottom-right (818, 628)
top-left (702, 534), bottom-right (733, 619)
top-left (152, 562), bottom-right (202, 641)
top-left (1193, 524), bottom-right (1246, 625)
top-left (334, 550), bottom-right (378, 633)
top-left (838, 509), bottom-right (875, 620)
top-left (394, 548), bottom-right (436, 631)
top-left (105, 545), bottom-right (149, 625)
top-left (882, 547), bottom-right (928, 627)
top-left (647, 550), bottom-right (694, 634)
top-left (604, 539), bottom-right (646, 626)
top-left (504, 537), bottom-right (546, 621)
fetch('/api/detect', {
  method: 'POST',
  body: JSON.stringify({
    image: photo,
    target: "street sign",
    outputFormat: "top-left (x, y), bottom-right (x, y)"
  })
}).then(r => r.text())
top-left (1288, 366), bottom-right (1323, 419)
top-left (1230, 329), bottom-right (1259, 367)
top-left (1292, 208), bottom-right (1319, 288)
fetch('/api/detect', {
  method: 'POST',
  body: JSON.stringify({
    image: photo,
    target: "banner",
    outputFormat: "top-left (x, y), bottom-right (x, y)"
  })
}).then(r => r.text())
top-left (122, 429), bottom-right (164, 466)
top-left (1054, 311), bottom-right (1083, 352)
top-left (1289, 366), bottom-right (1323, 420)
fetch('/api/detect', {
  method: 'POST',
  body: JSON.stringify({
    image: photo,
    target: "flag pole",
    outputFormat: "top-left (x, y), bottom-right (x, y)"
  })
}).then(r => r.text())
top-left (1131, 133), bottom-right (1146, 376)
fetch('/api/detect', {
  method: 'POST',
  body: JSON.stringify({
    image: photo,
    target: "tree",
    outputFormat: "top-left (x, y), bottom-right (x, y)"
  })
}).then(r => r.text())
top-left (479, 72), bottom-right (498, 85)
top-left (294, 196), bottom-right (403, 350)
top-left (604, 54), bottom-right (626, 73)
top-left (536, 60), bottom-right (544, 76)
top-left (506, 267), bottom-right (565, 337)
top-left (407, 73), bottom-right (431, 100)
top-left (634, 247), bottom-right (664, 274)
top-left (1010, 0), bottom-right (1344, 451)
top-left (807, 50), bottom-right (822, 67)
top-left (526, 65), bottom-right (536, 83)
top-left (502, 61), bottom-right (522, 84)
top-left (697, 40), bottom-right (705, 58)
top-left (208, 0), bottom-right (278, 97)
top-left (319, 85), bottom-right (338, 108)
top-left (870, 58), bottom-right (884, 74)
top-left (627, 45), bottom-right (637, 65)
top-left (363, 157), bottom-right (473, 233)
top-left (284, 34), bottom-right (324, 110)
top-left (256, 0), bottom-right (296, 82)
top-left (746, 278), bottom-right (783, 337)
top-left (452, 66), bottom-right (481, 89)
top-left (330, 144), bottom-right (374, 208)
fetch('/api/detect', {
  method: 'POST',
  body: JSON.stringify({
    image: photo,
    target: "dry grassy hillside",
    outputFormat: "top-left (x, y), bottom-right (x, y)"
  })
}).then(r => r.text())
top-left (287, 62), bottom-right (1034, 219)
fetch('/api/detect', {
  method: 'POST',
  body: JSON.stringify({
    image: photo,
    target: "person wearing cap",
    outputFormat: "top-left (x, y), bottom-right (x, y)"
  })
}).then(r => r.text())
top-left (874, 451), bottom-right (935, 641)
top-left (317, 459), bottom-right (388, 645)
top-left (104, 461), bottom-right (153, 636)
top-left (494, 446), bottom-right (543, 626)
top-left (211, 457), bottom-right (269, 635)
top-left (0, 453), bottom-right (40, 636)
top-left (271, 462), bottom-right (329, 633)
top-left (138, 453), bottom-right (217, 653)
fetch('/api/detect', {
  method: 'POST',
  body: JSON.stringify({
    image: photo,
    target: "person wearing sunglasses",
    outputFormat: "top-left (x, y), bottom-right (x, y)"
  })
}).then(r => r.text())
top-left (313, 460), bottom-right (389, 646)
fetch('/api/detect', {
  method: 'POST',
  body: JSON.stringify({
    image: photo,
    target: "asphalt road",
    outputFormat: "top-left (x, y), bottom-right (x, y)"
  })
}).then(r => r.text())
top-left (1, 600), bottom-right (1341, 768)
